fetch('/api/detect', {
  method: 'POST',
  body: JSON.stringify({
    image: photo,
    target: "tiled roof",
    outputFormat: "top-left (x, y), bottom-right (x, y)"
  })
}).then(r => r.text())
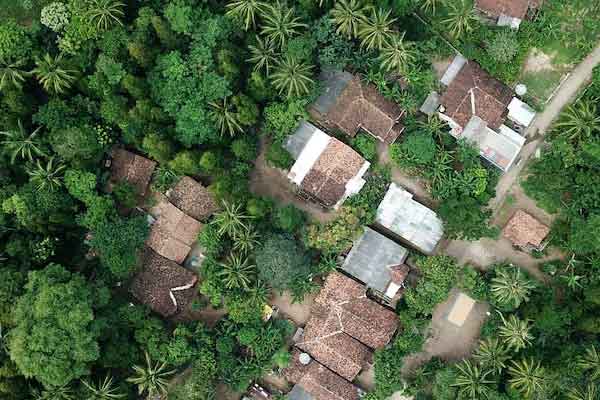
top-left (313, 73), bottom-right (404, 144)
top-left (440, 62), bottom-right (513, 129)
top-left (109, 148), bottom-right (156, 197)
top-left (146, 194), bottom-right (203, 264)
top-left (285, 350), bottom-right (360, 400)
top-left (475, 0), bottom-right (530, 19)
top-left (130, 248), bottom-right (198, 317)
top-left (300, 139), bottom-right (366, 207)
top-left (296, 272), bottom-right (398, 380)
top-left (168, 176), bottom-right (218, 221)
top-left (502, 210), bottom-right (550, 248)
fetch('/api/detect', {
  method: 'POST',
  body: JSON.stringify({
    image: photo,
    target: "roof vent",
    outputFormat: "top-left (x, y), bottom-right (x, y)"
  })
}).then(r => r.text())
top-left (299, 353), bottom-right (311, 365)
top-left (515, 84), bottom-right (527, 96)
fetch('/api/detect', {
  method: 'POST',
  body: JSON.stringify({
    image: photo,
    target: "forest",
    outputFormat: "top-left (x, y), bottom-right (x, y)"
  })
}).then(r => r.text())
top-left (1, 0), bottom-right (600, 399)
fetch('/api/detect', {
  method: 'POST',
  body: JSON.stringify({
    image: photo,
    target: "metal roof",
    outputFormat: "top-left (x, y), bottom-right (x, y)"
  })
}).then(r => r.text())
top-left (312, 70), bottom-right (354, 115)
top-left (341, 227), bottom-right (408, 293)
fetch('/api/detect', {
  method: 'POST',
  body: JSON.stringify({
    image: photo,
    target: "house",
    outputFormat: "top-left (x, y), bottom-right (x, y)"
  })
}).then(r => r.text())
top-left (474, 0), bottom-right (541, 29)
top-left (341, 227), bottom-right (410, 300)
top-left (502, 210), bottom-right (550, 251)
top-left (447, 292), bottom-right (476, 327)
top-left (284, 121), bottom-right (370, 209)
top-left (310, 70), bottom-right (405, 144)
top-left (166, 176), bottom-right (219, 221)
top-left (130, 248), bottom-right (198, 317)
top-left (375, 183), bottom-right (444, 254)
top-left (108, 148), bottom-right (156, 197)
top-left (437, 56), bottom-right (535, 172)
top-left (284, 350), bottom-right (361, 400)
top-left (146, 193), bottom-right (203, 264)
top-left (295, 272), bottom-right (398, 381)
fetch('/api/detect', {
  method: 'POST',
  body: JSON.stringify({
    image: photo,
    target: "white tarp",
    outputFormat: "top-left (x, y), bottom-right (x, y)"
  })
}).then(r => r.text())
top-left (507, 97), bottom-right (536, 127)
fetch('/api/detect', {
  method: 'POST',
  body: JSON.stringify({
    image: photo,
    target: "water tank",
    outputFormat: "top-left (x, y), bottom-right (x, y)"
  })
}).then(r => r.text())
top-left (515, 84), bottom-right (527, 96)
top-left (299, 353), bottom-right (311, 365)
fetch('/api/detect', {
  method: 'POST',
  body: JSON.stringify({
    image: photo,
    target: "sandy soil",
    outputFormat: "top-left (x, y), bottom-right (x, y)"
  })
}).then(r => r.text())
top-left (356, 364), bottom-right (376, 392)
top-left (523, 48), bottom-right (557, 73)
top-left (249, 137), bottom-right (338, 224)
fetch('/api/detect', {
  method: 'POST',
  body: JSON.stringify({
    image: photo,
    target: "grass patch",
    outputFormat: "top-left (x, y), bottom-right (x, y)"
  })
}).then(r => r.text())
top-left (521, 70), bottom-right (564, 106)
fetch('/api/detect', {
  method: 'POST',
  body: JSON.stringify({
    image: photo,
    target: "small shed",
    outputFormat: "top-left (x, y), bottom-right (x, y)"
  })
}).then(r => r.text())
top-left (507, 97), bottom-right (536, 127)
top-left (447, 293), bottom-right (476, 327)
top-left (502, 210), bottom-right (550, 251)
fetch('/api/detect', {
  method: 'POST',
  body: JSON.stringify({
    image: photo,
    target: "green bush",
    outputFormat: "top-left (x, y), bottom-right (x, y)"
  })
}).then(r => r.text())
top-left (266, 142), bottom-right (294, 169)
top-left (352, 133), bottom-right (378, 161)
top-left (273, 204), bottom-right (306, 233)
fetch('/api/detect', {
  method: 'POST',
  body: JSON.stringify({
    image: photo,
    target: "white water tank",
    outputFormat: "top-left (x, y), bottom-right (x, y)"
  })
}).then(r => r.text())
top-left (515, 84), bottom-right (527, 96)
top-left (299, 353), bottom-right (311, 365)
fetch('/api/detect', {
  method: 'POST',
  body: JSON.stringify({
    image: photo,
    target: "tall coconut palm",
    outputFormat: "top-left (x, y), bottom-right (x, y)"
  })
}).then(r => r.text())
top-left (498, 312), bottom-right (533, 351)
top-left (126, 352), bottom-right (175, 397)
top-left (232, 227), bottom-right (260, 255)
top-left (473, 337), bottom-right (511, 375)
top-left (0, 57), bottom-right (28, 90)
top-left (421, 0), bottom-right (445, 15)
top-left (248, 35), bottom-right (278, 75)
top-left (555, 101), bottom-right (600, 143)
top-left (87, 0), bottom-right (125, 31)
top-left (0, 120), bottom-right (46, 163)
top-left (81, 376), bottom-right (125, 400)
top-left (507, 358), bottom-right (546, 399)
top-left (270, 55), bottom-right (314, 98)
top-left (442, 0), bottom-right (477, 39)
top-left (568, 383), bottom-right (598, 400)
top-left (578, 345), bottom-right (600, 381)
top-left (490, 265), bottom-right (535, 310)
top-left (211, 201), bottom-right (253, 238)
top-left (209, 98), bottom-right (243, 137)
top-left (219, 253), bottom-right (256, 290)
top-left (226, 0), bottom-right (267, 31)
top-left (330, 0), bottom-right (368, 38)
top-left (260, 1), bottom-right (307, 49)
top-left (34, 385), bottom-right (73, 400)
top-left (27, 157), bottom-right (66, 192)
top-left (451, 360), bottom-right (495, 400)
top-left (378, 32), bottom-right (418, 75)
top-left (358, 7), bottom-right (396, 51)
top-left (32, 53), bottom-right (76, 94)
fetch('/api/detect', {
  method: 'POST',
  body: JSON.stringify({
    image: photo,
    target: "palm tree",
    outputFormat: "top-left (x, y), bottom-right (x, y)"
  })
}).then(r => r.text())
top-left (87, 0), bottom-right (125, 31)
top-left (473, 337), bottom-right (511, 375)
top-left (209, 98), bottom-right (243, 137)
top-left (27, 157), bottom-right (66, 192)
top-left (578, 345), bottom-right (600, 381)
top-left (507, 358), bottom-right (546, 399)
top-left (232, 227), bottom-right (260, 254)
top-left (260, 1), bottom-right (307, 49)
top-left (378, 33), bottom-right (418, 75)
top-left (451, 360), bottom-right (495, 400)
top-left (32, 53), bottom-right (76, 94)
top-left (358, 8), bottom-right (396, 51)
top-left (226, 0), bottom-right (267, 31)
top-left (490, 265), bottom-right (535, 310)
top-left (0, 120), bottom-right (46, 163)
top-left (498, 312), bottom-right (533, 351)
top-left (126, 352), bottom-right (175, 397)
top-left (568, 383), bottom-right (598, 400)
top-left (218, 253), bottom-right (256, 290)
top-left (421, 0), bottom-right (445, 15)
top-left (555, 101), bottom-right (600, 143)
top-left (211, 201), bottom-right (253, 238)
top-left (416, 115), bottom-right (449, 141)
top-left (34, 385), bottom-right (73, 400)
top-left (442, 0), bottom-right (477, 39)
top-left (330, 0), bottom-right (367, 38)
top-left (248, 35), bottom-right (278, 75)
top-left (81, 376), bottom-right (125, 400)
top-left (271, 55), bottom-right (314, 98)
top-left (0, 57), bottom-right (28, 90)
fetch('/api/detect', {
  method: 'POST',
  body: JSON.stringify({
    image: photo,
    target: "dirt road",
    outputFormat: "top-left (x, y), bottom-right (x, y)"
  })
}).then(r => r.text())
top-left (491, 41), bottom-right (600, 211)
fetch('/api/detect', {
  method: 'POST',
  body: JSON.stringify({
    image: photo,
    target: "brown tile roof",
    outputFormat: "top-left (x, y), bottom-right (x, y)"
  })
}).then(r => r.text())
top-left (109, 148), bottom-right (156, 197)
top-left (475, 0), bottom-right (530, 19)
top-left (130, 248), bottom-right (198, 317)
top-left (167, 176), bottom-right (219, 221)
top-left (296, 272), bottom-right (398, 380)
top-left (301, 139), bottom-right (366, 207)
top-left (319, 76), bottom-right (405, 144)
top-left (284, 350), bottom-right (360, 400)
top-left (440, 62), bottom-right (513, 129)
top-left (146, 194), bottom-right (203, 264)
top-left (502, 210), bottom-right (550, 248)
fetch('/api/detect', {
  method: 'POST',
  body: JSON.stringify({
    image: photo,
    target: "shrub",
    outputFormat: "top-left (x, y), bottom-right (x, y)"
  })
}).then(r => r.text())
top-left (273, 204), bottom-right (306, 233)
top-left (169, 151), bottom-right (201, 176)
top-left (41, 2), bottom-right (70, 32)
top-left (487, 30), bottom-right (519, 63)
top-left (112, 182), bottom-right (137, 209)
top-left (255, 234), bottom-right (311, 292)
top-left (231, 137), bottom-right (258, 162)
top-left (352, 133), bottom-right (378, 161)
top-left (266, 142), bottom-right (294, 169)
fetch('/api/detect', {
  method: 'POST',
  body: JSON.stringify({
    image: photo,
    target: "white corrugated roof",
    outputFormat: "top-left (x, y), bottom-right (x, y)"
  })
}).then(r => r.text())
top-left (287, 122), bottom-right (331, 185)
top-left (507, 97), bottom-right (536, 127)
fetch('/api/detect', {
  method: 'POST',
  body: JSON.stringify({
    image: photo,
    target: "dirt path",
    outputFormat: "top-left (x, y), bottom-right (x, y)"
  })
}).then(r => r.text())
top-left (491, 41), bottom-right (600, 211)
top-left (250, 137), bottom-right (337, 224)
